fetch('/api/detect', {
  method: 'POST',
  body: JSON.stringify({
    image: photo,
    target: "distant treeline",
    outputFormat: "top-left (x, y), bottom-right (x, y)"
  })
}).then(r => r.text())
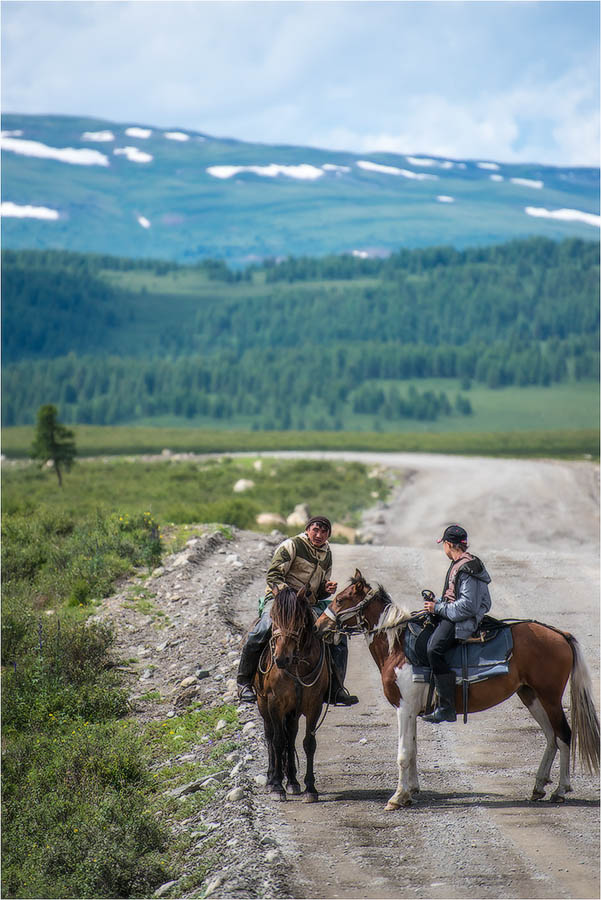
top-left (2, 238), bottom-right (598, 427)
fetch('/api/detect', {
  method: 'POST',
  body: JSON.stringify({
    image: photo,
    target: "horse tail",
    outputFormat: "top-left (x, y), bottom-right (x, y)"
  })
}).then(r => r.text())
top-left (567, 635), bottom-right (600, 774)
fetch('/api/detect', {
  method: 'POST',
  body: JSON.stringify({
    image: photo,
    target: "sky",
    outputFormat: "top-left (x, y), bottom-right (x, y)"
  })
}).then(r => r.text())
top-left (1, 0), bottom-right (599, 167)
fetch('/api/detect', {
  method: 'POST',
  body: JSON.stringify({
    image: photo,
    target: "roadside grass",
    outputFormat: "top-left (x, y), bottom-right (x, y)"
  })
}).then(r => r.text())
top-left (1, 457), bottom-right (391, 899)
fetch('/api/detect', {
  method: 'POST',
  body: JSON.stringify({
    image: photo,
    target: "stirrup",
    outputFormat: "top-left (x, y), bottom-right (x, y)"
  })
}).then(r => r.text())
top-left (333, 687), bottom-right (359, 706)
top-left (237, 683), bottom-right (257, 702)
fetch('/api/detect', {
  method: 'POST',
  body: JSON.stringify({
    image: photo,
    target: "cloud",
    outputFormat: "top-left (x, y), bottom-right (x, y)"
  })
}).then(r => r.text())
top-left (1, 1), bottom-right (599, 166)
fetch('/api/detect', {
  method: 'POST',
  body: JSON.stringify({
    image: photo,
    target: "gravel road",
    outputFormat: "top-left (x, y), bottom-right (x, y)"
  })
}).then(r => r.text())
top-left (100, 452), bottom-right (599, 900)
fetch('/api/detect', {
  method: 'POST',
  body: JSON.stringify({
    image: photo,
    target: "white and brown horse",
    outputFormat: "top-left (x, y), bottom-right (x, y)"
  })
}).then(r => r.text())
top-left (315, 570), bottom-right (600, 810)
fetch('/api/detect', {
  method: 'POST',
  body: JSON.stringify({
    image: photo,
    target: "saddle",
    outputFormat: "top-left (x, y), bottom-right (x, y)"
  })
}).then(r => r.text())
top-left (404, 614), bottom-right (514, 685)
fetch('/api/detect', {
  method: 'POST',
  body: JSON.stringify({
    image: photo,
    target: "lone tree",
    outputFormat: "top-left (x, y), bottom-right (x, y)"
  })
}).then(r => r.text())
top-left (31, 404), bottom-right (76, 487)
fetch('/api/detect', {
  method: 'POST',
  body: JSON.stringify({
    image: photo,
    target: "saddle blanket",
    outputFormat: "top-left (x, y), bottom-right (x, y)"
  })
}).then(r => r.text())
top-left (404, 622), bottom-right (514, 685)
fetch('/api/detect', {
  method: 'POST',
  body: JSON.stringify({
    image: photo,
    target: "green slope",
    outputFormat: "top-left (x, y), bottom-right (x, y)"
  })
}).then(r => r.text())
top-left (2, 114), bottom-right (599, 263)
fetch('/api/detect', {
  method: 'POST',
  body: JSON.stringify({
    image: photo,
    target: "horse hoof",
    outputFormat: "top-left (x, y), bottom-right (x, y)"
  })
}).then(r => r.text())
top-left (530, 790), bottom-right (546, 801)
top-left (303, 792), bottom-right (318, 803)
top-left (287, 784), bottom-right (302, 795)
top-left (550, 793), bottom-right (566, 804)
top-left (385, 800), bottom-right (403, 811)
top-left (270, 792), bottom-right (287, 802)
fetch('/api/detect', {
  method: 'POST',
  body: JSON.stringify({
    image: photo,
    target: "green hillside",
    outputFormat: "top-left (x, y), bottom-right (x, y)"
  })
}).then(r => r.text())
top-left (1, 114), bottom-right (599, 263)
top-left (2, 238), bottom-right (599, 433)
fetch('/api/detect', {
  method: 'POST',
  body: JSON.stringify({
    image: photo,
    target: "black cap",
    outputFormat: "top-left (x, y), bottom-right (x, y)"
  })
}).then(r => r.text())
top-left (437, 524), bottom-right (468, 545)
top-left (306, 516), bottom-right (332, 535)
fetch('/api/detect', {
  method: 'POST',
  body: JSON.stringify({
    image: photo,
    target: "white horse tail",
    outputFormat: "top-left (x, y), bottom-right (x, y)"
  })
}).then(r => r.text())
top-left (568, 635), bottom-right (600, 774)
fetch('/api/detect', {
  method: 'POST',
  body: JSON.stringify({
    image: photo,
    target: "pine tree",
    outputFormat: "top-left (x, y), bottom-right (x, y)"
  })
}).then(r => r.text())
top-left (31, 405), bottom-right (76, 487)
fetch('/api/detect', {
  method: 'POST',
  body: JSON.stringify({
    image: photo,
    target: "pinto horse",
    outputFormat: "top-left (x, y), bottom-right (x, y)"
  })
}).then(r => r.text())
top-left (254, 585), bottom-right (330, 802)
top-left (316, 569), bottom-right (600, 810)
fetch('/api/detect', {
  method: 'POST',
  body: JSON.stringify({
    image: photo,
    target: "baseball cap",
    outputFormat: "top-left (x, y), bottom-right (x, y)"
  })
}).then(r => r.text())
top-left (437, 524), bottom-right (468, 545)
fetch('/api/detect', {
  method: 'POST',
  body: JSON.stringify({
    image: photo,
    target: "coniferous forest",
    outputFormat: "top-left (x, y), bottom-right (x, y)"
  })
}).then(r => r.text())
top-left (2, 237), bottom-right (598, 429)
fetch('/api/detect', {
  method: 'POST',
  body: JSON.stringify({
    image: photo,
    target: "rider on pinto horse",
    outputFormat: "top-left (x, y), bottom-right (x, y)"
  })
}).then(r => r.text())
top-left (236, 515), bottom-right (359, 706)
top-left (422, 524), bottom-right (492, 724)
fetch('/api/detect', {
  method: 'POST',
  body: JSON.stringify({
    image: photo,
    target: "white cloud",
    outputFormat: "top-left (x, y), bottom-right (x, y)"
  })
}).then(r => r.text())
top-left (114, 146), bottom-right (153, 164)
top-left (125, 127), bottom-right (152, 139)
top-left (357, 160), bottom-right (438, 180)
top-left (1, 201), bottom-right (59, 220)
top-left (1, 136), bottom-right (109, 166)
top-left (206, 163), bottom-right (324, 180)
top-left (525, 207), bottom-right (600, 228)
top-left (436, 196), bottom-right (455, 203)
top-left (82, 130), bottom-right (115, 142)
top-left (511, 177), bottom-right (544, 189)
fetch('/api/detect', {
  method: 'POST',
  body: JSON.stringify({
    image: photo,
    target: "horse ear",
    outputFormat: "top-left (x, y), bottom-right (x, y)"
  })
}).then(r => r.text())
top-left (354, 568), bottom-right (363, 581)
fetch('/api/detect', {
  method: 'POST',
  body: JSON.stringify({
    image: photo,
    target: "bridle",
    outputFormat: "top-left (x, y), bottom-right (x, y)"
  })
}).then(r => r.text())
top-left (260, 624), bottom-right (327, 688)
top-left (321, 584), bottom-right (382, 636)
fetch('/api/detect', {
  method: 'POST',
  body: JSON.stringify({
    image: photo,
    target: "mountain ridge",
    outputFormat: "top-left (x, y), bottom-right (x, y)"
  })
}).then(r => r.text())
top-left (1, 113), bottom-right (599, 263)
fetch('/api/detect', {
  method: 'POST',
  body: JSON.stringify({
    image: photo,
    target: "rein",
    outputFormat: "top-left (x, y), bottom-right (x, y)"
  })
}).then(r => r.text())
top-left (321, 586), bottom-right (382, 635)
top-left (264, 626), bottom-right (328, 688)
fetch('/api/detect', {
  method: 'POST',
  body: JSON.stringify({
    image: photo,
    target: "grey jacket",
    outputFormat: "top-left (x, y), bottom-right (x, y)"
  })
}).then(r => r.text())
top-left (433, 556), bottom-right (492, 640)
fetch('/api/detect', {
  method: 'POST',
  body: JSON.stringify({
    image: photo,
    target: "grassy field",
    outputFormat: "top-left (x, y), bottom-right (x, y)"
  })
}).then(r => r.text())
top-left (1, 457), bottom-right (391, 899)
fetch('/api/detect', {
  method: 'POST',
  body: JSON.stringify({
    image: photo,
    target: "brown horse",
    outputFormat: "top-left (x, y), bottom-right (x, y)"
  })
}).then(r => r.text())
top-left (316, 569), bottom-right (600, 810)
top-left (254, 585), bottom-right (330, 802)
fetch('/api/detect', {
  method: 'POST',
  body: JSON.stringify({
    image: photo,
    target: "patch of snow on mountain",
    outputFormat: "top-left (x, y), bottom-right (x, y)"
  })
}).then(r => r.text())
top-left (352, 249), bottom-right (370, 258)
top-left (125, 127), bottom-right (152, 138)
top-left (525, 206), bottom-right (600, 228)
top-left (1, 136), bottom-right (109, 167)
top-left (322, 163), bottom-right (351, 172)
top-left (407, 157), bottom-right (454, 169)
top-left (137, 216), bottom-right (151, 228)
top-left (1, 130), bottom-right (23, 138)
top-left (82, 131), bottom-right (115, 142)
top-left (477, 162), bottom-right (500, 170)
top-left (490, 174), bottom-right (504, 182)
top-left (206, 164), bottom-right (324, 180)
top-left (164, 132), bottom-right (190, 141)
top-left (436, 195), bottom-right (455, 203)
top-left (114, 146), bottom-right (153, 164)
top-left (1, 201), bottom-right (59, 220)
top-left (511, 177), bottom-right (543, 189)
top-left (357, 160), bottom-right (438, 180)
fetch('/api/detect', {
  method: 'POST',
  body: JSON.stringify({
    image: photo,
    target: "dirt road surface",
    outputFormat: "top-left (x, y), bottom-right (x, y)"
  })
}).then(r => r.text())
top-left (102, 452), bottom-right (599, 900)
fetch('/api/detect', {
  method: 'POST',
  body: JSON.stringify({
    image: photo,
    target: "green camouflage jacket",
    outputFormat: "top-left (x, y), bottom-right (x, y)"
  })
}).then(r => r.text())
top-left (265, 532), bottom-right (333, 609)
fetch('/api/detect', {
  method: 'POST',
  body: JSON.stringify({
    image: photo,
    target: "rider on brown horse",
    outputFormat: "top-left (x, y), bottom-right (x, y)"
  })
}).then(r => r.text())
top-left (237, 515), bottom-right (359, 706)
top-left (422, 524), bottom-right (492, 723)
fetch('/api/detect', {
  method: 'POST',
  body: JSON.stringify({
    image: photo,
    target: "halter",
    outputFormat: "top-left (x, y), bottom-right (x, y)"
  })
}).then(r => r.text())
top-left (260, 625), bottom-right (327, 688)
top-left (321, 585), bottom-right (381, 635)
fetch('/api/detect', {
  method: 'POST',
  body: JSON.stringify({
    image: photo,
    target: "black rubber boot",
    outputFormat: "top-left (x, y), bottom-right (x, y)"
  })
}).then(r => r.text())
top-left (329, 640), bottom-right (359, 705)
top-left (422, 673), bottom-right (457, 723)
top-left (236, 638), bottom-right (265, 702)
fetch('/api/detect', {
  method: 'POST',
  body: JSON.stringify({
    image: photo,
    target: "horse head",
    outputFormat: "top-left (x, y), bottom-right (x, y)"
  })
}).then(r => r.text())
top-left (271, 584), bottom-right (314, 670)
top-left (315, 569), bottom-right (375, 639)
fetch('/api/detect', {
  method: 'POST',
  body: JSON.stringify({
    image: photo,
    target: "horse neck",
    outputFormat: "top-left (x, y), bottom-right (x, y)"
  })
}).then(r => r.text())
top-left (364, 596), bottom-right (406, 672)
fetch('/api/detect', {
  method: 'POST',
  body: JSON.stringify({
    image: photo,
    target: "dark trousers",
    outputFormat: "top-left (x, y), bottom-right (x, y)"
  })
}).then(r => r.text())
top-left (426, 619), bottom-right (457, 675)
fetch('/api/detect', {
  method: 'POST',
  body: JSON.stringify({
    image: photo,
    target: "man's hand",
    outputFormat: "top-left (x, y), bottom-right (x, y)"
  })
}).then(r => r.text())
top-left (325, 581), bottom-right (337, 595)
top-left (423, 599), bottom-right (436, 614)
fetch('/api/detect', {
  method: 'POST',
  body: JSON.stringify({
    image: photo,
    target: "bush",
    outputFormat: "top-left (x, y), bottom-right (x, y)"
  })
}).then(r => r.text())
top-left (2, 724), bottom-right (168, 899)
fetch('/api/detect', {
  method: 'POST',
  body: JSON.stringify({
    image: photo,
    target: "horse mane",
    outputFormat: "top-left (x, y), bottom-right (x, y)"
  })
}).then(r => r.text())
top-left (271, 586), bottom-right (313, 637)
top-left (368, 583), bottom-right (413, 652)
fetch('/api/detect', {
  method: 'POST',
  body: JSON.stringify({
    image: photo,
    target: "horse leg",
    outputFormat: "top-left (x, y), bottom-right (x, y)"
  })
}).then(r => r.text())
top-left (302, 713), bottom-right (320, 802)
top-left (266, 702), bottom-right (287, 802)
top-left (285, 711), bottom-right (302, 795)
top-left (518, 686), bottom-right (572, 802)
top-left (386, 699), bottom-right (419, 810)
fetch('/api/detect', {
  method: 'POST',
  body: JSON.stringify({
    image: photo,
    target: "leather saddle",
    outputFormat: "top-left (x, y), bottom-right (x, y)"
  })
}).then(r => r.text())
top-left (404, 614), bottom-right (514, 684)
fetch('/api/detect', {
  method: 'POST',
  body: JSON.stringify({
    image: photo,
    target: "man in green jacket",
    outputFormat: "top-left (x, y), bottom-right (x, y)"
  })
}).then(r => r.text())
top-left (236, 515), bottom-right (359, 705)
